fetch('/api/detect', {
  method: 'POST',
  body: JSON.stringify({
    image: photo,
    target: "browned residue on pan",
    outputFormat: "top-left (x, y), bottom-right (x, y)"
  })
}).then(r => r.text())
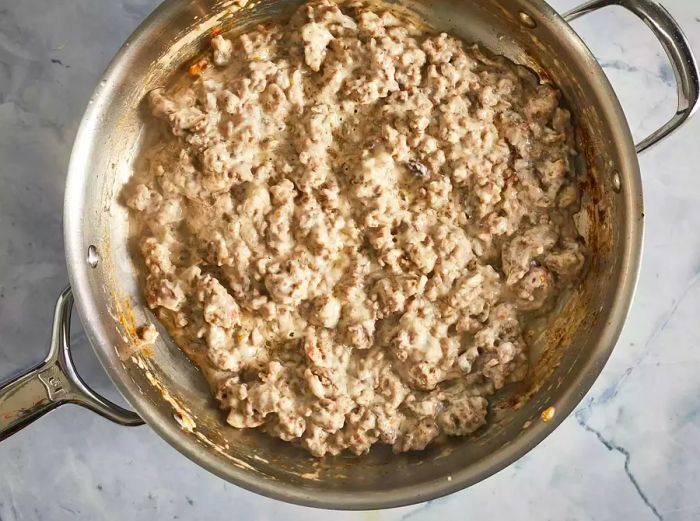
top-left (493, 116), bottom-right (610, 417)
top-left (116, 298), bottom-right (137, 339)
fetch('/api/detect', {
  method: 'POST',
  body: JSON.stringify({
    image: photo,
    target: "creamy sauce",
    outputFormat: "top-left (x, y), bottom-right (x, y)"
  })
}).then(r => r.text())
top-left (125, 0), bottom-right (585, 456)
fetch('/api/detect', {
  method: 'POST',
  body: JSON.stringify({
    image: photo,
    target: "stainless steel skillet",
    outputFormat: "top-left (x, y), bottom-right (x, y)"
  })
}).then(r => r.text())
top-left (1, 0), bottom-right (697, 510)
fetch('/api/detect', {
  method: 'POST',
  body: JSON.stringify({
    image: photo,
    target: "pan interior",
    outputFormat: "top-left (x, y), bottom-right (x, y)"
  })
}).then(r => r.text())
top-left (65, 0), bottom-right (641, 508)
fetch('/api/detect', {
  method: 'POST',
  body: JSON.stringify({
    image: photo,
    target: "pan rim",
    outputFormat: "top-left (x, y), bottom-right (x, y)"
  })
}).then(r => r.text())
top-left (64, 0), bottom-right (643, 509)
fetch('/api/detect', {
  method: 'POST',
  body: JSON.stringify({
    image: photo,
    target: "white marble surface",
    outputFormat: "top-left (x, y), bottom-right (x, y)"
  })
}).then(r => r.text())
top-left (1, 0), bottom-right (699, 519)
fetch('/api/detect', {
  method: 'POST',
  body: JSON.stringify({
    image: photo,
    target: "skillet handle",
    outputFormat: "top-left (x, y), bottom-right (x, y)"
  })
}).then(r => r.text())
top-left (0, 286), bottom-right (143, 442)
top-left (564, 0), bottom-right (700, 153)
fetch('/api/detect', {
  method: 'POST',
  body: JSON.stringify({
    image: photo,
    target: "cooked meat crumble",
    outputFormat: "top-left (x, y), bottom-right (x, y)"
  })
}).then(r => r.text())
top-left (125, 0), bottom-right (585, 457)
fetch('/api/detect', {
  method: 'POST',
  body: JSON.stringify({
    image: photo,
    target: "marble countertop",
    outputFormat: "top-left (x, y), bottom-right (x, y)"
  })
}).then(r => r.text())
top-left (1, 0), bottom-right (699, 519)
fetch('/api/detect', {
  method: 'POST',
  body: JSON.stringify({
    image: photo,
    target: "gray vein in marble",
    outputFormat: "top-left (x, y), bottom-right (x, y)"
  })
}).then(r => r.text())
top-left (50, 58), bottom-right (70, 68)
top-left (0, 494), bottom-right (18, 521)
top-left (600, 59), bottom-right (641, 74)
top-left (400, 500), bottom-right (434, 520)
top-left (59, 504), bottom-right (79, 517)
top-left (642, 268), bottom-right (700, 351)
top-left (575, 410), bottom-right (662, 521)
top-left (597, 268), bottom-right (700, 406)
top-left (600, 59), bottom-right (675, 88)
top-left (658, 62), bottom-right (674, 86)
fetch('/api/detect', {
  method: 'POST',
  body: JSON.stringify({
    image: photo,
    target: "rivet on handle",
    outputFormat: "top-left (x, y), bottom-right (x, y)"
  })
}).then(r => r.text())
top-left (518, 11), bottom-right (537, 29)
top-left (87, 245), bottom-right (100, 268)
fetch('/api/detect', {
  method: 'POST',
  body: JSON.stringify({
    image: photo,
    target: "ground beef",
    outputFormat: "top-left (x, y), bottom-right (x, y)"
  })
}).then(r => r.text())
top-left (125, 0), bottom-right (585, 457)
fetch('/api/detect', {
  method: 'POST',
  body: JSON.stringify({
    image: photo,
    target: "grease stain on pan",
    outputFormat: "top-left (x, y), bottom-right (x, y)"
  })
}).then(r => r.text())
top-left (131, 355), bottom-right (196, 430)
top-left (131, 353), bottom-right (264, 474)
top-left (300, 469), bottom-right (322, 480)
top-left (487, 116), bottom-right (610, 435)
top-left (97, 234), bottom-right (143, 359)
top-left (540, 406), bottom-right (556, 422)
top-left (156, 0), bottom-right (260, 65)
